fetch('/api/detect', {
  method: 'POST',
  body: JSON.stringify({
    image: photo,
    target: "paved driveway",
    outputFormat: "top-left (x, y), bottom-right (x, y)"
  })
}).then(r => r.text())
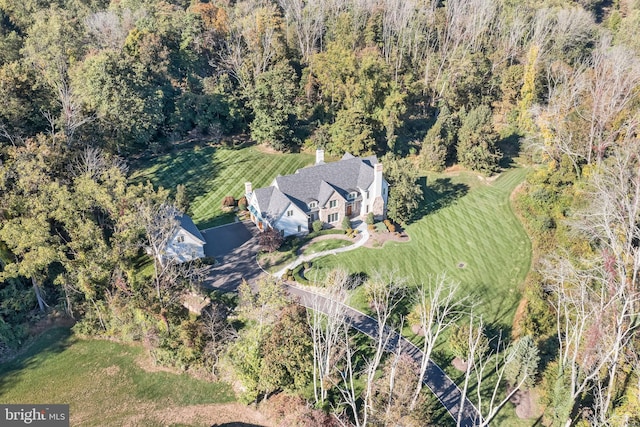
top-left (201, 221), bottom-right (264, 292)
top-left (200, 221), bottom-right (480, 425)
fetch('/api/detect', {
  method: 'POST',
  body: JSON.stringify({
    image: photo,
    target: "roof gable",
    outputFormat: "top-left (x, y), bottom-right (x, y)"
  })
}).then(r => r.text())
top-left (176, 214), bottom-right (205, 244)
top-left (274, 155), bottom-right (378, 209)
top-left (252, 154), bottom-right (383, 218)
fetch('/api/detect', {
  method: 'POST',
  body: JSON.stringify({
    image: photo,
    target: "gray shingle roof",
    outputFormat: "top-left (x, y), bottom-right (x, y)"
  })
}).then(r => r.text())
top-left (270, 155), bottom-right (379, 213)
top-left (177, 214), bottom-right (205, 243)
top-left (254, 186), bottom-right (292, 221)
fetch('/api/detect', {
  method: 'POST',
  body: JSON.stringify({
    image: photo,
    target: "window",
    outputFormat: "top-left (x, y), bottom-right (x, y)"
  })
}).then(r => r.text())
top-left (328, 213), bottom-right (339, 223)
top-left (177, 235), bottom-right (185, 243)
top-left (297, 225), bottom-right (302, 233)
top-left (287, 209), bottom-right (293, 217)
top-left (348, 192), bottom-right (358, 200)
top-left (366, 205), bottom-right (369, 213)
top-left (329, 200), bottom-right (337, 208)
top-left (308, 201), bottom-right (317, 209)
top-left (365, 190), bottom-right (369, 199)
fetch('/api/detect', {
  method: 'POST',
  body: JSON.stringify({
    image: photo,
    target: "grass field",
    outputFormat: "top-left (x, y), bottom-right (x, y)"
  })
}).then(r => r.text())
top-left (130, 145), bottom-right (315, 229)
top-left (303, 238), bottom-right (354, 254)
top-left (310, 167), bottom-right (532, 326)
top-left (0, 328), bottom-right (236, 426)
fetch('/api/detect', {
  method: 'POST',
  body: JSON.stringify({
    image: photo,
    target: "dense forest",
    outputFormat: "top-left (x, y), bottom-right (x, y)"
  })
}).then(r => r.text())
top-left (1, 0), bottom-right (639, 425)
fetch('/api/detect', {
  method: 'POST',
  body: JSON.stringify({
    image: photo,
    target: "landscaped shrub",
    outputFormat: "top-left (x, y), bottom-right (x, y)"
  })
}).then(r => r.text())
top-left (368, 224), bottom-right (375, 232)
top-left (342, 216), bottom-right (351, 231)
top-left (237, 196), bottom-right (247, 211)
top-left (407, 304), bottom-right (421, 326)
top-left (365, 212), bottom-right (374, 225)
top-left (384, 219), bottom-right (396, 233)
top-left (293, 265), bottom-right (309, 285)
top-left (222, 195), bottom-right (236, 207)
top-left (303, 262), bottom-right (310, 270)
top-left (312, 220), bottom-right (323, 233)
top-left (450, 324), bottom-right (489, 363)
top-left (259, 228), bottom-right (284, 252)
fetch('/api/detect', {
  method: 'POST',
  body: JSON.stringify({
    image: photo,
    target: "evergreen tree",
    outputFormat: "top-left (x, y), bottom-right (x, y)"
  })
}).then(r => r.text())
top-left (505, 335), bottom-right (540, 389)
top-left (247, 62), bottom-right (299, 151)
top-left (456, 105), bottom-right (502, 174)
top-left (383, 155), bottom-right (423, 224)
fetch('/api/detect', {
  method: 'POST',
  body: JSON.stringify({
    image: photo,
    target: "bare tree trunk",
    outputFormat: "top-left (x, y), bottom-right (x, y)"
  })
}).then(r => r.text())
top-left (308, 270), bottom-right (350, 406)
top-left (412, 275), bottom-right (467, 410)
top-left (32, 277), bottom-right (46, 312)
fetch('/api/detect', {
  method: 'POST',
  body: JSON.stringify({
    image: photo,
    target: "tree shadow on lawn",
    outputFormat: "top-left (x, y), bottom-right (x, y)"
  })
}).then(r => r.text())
top-left (413, 177), bottom-right (469, 221)
top-left (467, 283), bottom-right (518, 328)
top-left (132, 145), bottom-right (224, 205)
top-left (498, 132), bottom-right (522, 170)
top-left (0, 327), bottom-right (75, 399)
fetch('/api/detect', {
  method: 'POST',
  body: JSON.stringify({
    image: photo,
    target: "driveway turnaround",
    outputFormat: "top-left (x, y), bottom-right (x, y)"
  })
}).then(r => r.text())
top-left (202, 221), bottom-right (264, 292)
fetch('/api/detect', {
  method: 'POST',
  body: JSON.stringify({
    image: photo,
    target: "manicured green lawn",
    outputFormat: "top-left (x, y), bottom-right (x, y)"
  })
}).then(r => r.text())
top-left (0, 328), bottom-right (235, 426)
top-left (303, 238), bottom-right (353, 254)
top-left (312, 167), bottom-right (532, 326)
top-left (130, 145), bottom-right (314, 229)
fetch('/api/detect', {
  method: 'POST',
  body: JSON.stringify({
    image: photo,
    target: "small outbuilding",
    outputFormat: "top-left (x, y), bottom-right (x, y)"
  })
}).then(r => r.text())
top-left (164, 213), bottom-right (206, 263)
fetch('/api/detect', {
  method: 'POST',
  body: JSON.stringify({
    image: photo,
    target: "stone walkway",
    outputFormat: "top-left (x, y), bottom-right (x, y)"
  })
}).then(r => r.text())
top-left (273, 222), bottom-right (370, 278)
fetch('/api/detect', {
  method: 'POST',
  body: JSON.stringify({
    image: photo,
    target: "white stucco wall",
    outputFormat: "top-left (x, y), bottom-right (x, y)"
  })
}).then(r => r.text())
top-left (273, 202), bottom-right (308, 236)
top-left (361, 178), bottom-right (389, 217)
top-left (166, 230), bottom-right (205, 263)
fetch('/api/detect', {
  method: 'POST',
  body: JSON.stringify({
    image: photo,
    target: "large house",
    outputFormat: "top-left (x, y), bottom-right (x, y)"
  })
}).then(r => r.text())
top-left (246, 150), bottom-right (389, 237)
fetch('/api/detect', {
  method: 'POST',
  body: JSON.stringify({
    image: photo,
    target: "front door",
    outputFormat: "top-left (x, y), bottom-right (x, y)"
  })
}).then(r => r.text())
top-left (346, 204), bottom-right (352, 216)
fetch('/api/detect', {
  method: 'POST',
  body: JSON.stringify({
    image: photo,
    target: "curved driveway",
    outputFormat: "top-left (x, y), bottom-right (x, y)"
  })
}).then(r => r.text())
top-left (201, 221), bottom-right (481, 426)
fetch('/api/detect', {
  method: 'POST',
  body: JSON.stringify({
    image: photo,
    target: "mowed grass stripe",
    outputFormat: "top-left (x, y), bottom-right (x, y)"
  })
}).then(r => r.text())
top-left (310, 168), bottom-right (531, 325)
top-left (131, 146), bottom-right (314, 228)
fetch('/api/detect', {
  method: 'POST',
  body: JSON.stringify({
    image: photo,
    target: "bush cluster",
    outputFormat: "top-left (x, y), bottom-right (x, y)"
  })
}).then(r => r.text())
top-left (222, 196), bottom-right (236, 207)
top-left (312, 219), bottom-right (324, 233)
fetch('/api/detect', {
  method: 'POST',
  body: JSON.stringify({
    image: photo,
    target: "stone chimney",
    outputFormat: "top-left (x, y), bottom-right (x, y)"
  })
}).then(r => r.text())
top-left (245, 182), bottom-right (252, 195)
top-left (316, 149), bottom-right (325, 165)
top-left (373, 163), bottom-right (383, 197)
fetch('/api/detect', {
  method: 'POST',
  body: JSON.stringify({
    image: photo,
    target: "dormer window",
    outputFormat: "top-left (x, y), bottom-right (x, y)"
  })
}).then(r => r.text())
top-left (348, 192), bottom-right (358, 200)
top-left (177, 235), bottom-right (185, 243)
top-left (308, 201), bottom-right (317, 209)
